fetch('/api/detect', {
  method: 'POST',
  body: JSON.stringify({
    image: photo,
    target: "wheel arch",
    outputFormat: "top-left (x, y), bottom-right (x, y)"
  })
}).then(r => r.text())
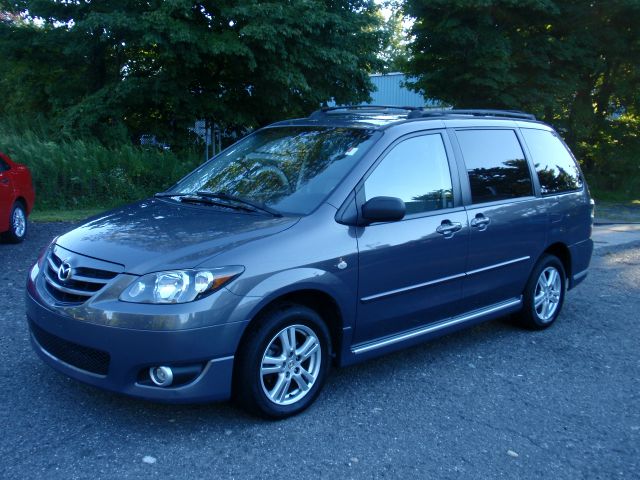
top-left (14, 196), bottom-right (28, 212)
top-left (543, 242), bottom-right (572, 285)
top-left (236, 288), bottom-right (345, 367)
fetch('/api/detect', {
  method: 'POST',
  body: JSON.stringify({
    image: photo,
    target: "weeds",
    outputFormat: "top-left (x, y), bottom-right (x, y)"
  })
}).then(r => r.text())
top-left (0, 118), bottom-right (202, 210)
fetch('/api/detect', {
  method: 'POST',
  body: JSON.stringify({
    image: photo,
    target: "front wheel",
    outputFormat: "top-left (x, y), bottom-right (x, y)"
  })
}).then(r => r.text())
top-left (234, 304), bottom-right (331, 418)
top-left (518, 254), bottom-right (566, 330)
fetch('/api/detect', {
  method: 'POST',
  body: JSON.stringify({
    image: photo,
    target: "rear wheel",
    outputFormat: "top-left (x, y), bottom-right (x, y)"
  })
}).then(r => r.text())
top-left (518, 254), bottom-right (566, 329)
top-left (234, 304), bottom-right (331, 418)
top-left (2, 202), bottom-right (27, 243)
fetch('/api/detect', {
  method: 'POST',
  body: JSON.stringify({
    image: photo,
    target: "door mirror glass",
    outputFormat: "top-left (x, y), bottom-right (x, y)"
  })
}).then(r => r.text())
top-left (361, 196), bottom-right (406, 224)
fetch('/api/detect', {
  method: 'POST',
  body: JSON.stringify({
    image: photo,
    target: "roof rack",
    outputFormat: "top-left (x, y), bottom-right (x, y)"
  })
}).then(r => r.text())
top-left (309, 105), bottom-right (421, 119)
top-left (407, 109), bottom-right (536, 121)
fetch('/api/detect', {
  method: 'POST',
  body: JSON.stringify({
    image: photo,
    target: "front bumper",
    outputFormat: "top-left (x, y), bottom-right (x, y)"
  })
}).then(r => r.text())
top-left (26, 290), bottom-right (248, 403)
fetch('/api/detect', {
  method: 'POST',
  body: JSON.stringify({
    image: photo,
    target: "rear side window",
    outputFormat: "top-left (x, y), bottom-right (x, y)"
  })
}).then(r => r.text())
top-left (0, 159), bottom-right (9, 172)
top-left (363, 133), bottom-right (454, 215)
top-left (521, 128), bottom-right (583, 194)
top-left (456, 129), bottom-right (533, 204)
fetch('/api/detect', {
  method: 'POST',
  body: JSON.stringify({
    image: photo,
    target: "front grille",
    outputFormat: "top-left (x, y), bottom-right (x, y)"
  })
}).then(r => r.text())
top-left (29, 319), bottom-right (111, 375)
top-left (42, 246), bottom-right (122, 305)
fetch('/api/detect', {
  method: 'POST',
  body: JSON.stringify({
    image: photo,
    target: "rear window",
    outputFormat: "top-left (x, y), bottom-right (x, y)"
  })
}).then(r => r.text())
top-left (521, 128), bottom-right (583, 195)
top-left (456, 129), bottom-right (533, 204)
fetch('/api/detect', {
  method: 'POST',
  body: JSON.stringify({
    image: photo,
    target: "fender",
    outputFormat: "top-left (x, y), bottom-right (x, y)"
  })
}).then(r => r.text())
top-left (231, 267), bottom-right (356, 328)
top-left (224, 267), bottom-right (358, 364)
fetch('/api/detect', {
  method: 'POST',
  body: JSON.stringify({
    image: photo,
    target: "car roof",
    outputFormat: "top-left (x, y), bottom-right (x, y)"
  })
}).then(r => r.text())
top-left (268, 106), bottom-right (552, 131)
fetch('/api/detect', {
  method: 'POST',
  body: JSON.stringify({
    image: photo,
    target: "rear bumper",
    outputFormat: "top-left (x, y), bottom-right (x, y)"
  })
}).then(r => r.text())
top-left (569, 238), bottom-right (594, 290)
top-left (26, 291), bottom-right (247, 403)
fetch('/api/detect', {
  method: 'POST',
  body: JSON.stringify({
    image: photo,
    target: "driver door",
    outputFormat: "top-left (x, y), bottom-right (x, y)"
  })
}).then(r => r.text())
top-left (354, 131), bottom-right (469, 345)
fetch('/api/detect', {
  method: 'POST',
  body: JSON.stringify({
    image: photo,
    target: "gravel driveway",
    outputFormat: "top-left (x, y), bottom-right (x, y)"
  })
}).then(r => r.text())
top-left (2, 222), bottom-right (639, 479)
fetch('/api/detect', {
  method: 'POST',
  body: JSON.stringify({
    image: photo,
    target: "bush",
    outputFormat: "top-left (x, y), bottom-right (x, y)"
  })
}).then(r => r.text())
top-left (578, 116), bottom-right (640, 203)
top-left (0, 119), bottom-right (202, 210)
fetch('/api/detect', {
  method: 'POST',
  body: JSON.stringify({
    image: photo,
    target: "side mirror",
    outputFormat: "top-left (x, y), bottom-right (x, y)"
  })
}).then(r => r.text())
top-left (361, 196), bottom-right (405, 225)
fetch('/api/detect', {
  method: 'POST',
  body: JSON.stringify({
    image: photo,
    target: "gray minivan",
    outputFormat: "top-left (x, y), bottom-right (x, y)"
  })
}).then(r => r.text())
top-left (26, 107), bottom-right (594, 418)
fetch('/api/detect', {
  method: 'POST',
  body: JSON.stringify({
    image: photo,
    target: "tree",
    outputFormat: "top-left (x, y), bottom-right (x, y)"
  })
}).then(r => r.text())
top-left (378, 1), bottom-right (410, 73)
top-left (403, 0), bottom-right (640, 170)
top-left (0, 0), bottom-right (385, 145)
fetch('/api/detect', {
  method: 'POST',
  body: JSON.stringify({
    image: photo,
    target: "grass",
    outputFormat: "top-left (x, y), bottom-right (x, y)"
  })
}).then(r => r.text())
top-left (592, 200), bottom-right (640, 223)
top-left (589, 187), bottom-right (640, 205)
top-left (30, 207), bottom-right (111, 222)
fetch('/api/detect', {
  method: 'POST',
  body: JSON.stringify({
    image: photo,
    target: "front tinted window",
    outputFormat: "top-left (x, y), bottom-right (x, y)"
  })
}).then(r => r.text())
top-left (456, 129), bottom-right (533, 204)
top-left (363, 134), bottom-right (454, 215)
top-left (171, 127), bottom-right (377, 215)
top-left (521, 128), bottom-right (583, 194)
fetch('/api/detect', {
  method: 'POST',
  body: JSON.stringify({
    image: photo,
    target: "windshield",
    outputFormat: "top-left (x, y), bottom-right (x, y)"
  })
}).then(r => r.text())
top-left (168, 127), bottom-right (378, 215)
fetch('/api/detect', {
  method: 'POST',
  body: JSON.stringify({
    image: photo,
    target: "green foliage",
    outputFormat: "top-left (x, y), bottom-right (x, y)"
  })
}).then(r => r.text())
top-left (378, 1), bottom-right (410, 73)
top-left (0, 1), bottom-right (385, 144)
top-left (0, 118), bottom-right (201, 209)
top-left (581, 116), bottom-right (640, 202)
top-left (403, 0), bottom-right (640, 180)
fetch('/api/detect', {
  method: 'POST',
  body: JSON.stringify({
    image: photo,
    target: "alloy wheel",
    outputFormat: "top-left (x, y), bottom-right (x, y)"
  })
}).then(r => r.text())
top-left (12, 206), bottom-right (26, 238)
top-left (534, 266), bottom-right (562, 322)
top-left (260, 324), bottom-right (322, 406)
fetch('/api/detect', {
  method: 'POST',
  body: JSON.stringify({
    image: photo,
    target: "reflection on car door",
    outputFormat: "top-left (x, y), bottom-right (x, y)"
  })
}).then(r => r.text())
top-left (354, 132), bottom-right (469, 345)
top-left (453, 128), bottom-right (547, 310)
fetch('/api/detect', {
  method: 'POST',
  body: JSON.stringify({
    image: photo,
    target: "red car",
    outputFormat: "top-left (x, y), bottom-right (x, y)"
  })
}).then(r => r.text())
top-left (0, 152), bottom-right (35, 243)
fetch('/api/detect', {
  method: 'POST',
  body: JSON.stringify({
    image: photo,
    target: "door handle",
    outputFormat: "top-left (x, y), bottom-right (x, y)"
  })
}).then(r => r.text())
top-left (0, 178), bottom-right (9, 185)
top-left (470, 214), bottom-right (491, 231)
top-left (436, 220), bottom-right (462, 238)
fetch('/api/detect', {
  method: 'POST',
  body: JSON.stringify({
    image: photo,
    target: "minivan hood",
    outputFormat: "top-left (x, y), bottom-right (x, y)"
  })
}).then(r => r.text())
top-left (56, 199), bottom-right (299, 274)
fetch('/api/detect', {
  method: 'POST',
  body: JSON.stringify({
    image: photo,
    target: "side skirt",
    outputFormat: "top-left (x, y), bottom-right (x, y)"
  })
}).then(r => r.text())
top-left (341, 297), bottom-right (522, 366)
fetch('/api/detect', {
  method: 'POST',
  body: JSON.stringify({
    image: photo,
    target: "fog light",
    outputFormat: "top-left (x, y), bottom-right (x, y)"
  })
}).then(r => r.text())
top-left (149, 366), bottom-right (174, 387)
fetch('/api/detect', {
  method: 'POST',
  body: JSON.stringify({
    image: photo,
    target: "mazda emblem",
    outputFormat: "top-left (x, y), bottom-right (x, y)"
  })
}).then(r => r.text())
top-left (58, 262), bottom-right (72, 282)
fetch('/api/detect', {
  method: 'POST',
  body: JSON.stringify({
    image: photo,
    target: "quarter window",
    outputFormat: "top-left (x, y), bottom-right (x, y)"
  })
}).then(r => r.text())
top-left (521, 128), bottom-right (583, 194)
top-left (363, 134), bottom-right (454, 215)
top-left (456, 129), bottom-right (533, 204)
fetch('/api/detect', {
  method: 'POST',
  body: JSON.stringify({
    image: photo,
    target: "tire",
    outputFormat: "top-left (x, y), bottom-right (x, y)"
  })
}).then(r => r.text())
top-left (517, 254), bottom-right (566, 330)
top-left (234, 303), bottom-right (331, 419)
top-left (2, 202), bottom-right (27, 243)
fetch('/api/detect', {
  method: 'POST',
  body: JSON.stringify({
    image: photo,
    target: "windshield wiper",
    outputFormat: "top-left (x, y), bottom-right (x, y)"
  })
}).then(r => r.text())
top-left (154, 191), bottom-right (282, 217)
top-left (197, 191), bottom-right (282, 217)
top-left (154, 192), bottom-right (183, 198)
top-left (155, 192), bottom-right (258, 213)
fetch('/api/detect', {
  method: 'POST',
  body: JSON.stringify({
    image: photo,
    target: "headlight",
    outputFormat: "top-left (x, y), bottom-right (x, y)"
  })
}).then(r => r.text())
top-left (30, 236), bottom-right (58, 282)
top-left (37, 236), bottom-right (58, 267)
top-left (119, 266), bottom-right (244, 304)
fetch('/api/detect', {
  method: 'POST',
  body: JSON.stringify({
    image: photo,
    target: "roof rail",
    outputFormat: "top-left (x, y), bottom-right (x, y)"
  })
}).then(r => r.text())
top-left (309, 105), bottom-right (421, 119)
top-left (407, 109), bottom-right (536, 121)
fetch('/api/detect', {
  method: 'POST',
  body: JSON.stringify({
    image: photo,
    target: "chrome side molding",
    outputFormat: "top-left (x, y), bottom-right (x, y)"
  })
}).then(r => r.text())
top-left (361, 256), bottom-right (530, 303)
top-left (360, 272), bottom-right (466, 303)
top-left (465, 256), bottom-right (530, 276)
